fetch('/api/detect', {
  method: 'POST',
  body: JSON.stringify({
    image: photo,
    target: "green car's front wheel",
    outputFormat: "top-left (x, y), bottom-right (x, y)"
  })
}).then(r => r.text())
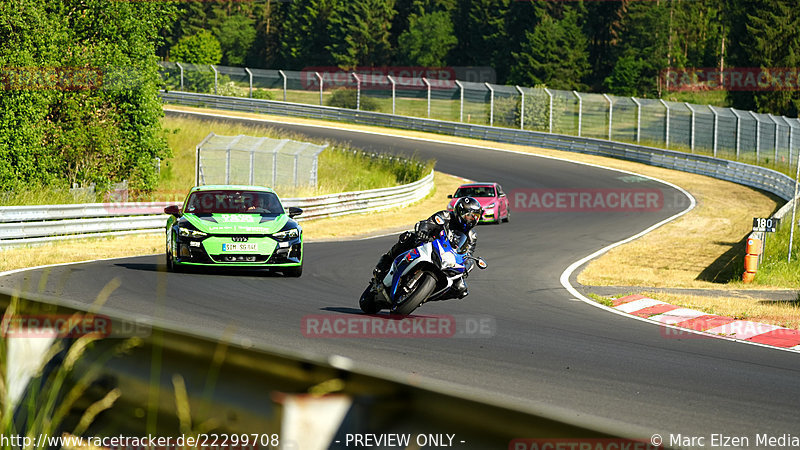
top-left (283, 264), bottom-right (303, 277)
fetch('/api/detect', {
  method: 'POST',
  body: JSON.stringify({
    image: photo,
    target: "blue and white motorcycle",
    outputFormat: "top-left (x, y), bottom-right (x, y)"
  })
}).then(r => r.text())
top-left (359, 228), bottom-right (487, 315)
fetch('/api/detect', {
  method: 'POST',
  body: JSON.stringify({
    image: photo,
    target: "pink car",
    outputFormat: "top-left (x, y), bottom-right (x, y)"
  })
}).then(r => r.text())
top-left (447, 182), bottom-right (511, 224)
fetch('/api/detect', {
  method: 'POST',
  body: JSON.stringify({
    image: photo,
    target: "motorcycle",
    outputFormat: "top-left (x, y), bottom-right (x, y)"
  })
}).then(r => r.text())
top-left (359, 227), bottom-right (488, 315)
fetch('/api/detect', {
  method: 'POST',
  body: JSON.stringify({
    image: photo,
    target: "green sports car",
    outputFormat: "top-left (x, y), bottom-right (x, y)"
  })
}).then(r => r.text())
top-left (164, 185), bottom-right (304, 276)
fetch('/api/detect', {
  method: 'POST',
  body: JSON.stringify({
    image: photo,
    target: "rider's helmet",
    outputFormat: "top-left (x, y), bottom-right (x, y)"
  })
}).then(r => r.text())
top-left (453, 196), bottom-right (483, 231)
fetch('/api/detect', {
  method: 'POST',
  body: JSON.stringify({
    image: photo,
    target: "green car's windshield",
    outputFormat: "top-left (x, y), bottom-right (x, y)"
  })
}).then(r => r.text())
top-left (454, 186), bottom-right (496, 198)
top-left (184, 190), bottom-right (284, 215)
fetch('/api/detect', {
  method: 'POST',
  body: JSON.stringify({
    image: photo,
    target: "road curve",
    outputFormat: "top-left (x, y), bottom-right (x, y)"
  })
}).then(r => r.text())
top-left (3, 113), bottom-right (800, 444)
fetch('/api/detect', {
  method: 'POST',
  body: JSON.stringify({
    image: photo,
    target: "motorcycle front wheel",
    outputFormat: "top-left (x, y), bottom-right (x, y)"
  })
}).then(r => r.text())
top-left (359, 284), bottom-right (381, 314)
top-left (394, 272), bottom-right (436, 315)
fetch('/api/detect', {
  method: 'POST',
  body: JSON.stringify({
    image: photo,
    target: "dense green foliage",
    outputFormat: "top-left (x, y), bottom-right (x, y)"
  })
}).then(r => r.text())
top-left (0, 0), bottom-right (175, 194)
top-left (162, 0), bottom-right (798, 116)
top-left (326, 89), bottom-right (380, 111)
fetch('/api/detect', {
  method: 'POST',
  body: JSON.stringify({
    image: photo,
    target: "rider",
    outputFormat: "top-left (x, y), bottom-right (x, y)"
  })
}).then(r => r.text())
top-left (373, 196), bottom-right (483, 299)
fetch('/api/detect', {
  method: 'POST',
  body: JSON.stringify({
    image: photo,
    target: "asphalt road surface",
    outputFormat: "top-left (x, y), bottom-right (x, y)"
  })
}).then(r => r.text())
top-left (3, 113), bottom-right (799, 447)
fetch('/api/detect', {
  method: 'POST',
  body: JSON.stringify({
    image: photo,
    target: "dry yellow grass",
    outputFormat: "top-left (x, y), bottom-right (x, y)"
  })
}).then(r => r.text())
top-left (0, 172), bottom-right (466, 273)
top-left (635, 291), bottom-right (800, 330)
top-left (301, 171), bottom-right (466, 239)
top-left (0, 234), bottom-right (163, 273)
top-left (577, 173), bottom-right (781, 289)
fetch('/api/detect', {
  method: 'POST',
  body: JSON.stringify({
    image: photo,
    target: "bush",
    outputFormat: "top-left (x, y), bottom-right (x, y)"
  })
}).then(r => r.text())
top-left (252, 89), bottom-right (274, 100)
top-left (326, 89), bottom-right (380, 111)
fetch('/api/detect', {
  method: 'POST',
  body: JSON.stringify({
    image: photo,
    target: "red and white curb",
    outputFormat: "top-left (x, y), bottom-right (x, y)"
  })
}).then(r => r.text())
top-left (612, 294), bottom-right (800, 349)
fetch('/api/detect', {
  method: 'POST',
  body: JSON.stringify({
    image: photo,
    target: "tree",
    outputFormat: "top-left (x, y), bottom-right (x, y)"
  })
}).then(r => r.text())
top-left (214, 14), bottom-right (257, 67)
top-left (608, 1), bottom-right (670, 97)
top-left (398, 11), bottom-right (456, 66)
top-left (725, 0), bottom-right (800, 116)
top-left (170, 30), bottom-right (222, 65)
top-left (604, 55), bottom-right (645, 96)
top-left (509, 8), bottom-right (590, 91)
top-left (452, 0), bottom-right (509, 78)
top-left (327, 0), bottom-right (396, 68)
top-left (0, 0), bottom-right (175, 193)
top-left (278, 0), bottom-right (341, 69)
top-left (583, 1), bottom-right (627, 90)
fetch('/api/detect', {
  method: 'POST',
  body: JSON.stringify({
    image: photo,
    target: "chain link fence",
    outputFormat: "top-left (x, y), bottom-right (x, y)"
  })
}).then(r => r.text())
top-left (195, 133), bottom-right (327, 188)
top-left (160, 62), bottom-right (800, 173)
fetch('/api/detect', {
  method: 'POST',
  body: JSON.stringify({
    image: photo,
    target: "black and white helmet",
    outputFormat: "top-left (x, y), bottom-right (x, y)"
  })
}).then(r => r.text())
top-left (453, 196), bottom-right (482, 230)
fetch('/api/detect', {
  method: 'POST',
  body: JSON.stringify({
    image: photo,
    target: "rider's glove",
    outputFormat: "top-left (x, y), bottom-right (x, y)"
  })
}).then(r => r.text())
top-left (416, 222), bottom-right (432, 241)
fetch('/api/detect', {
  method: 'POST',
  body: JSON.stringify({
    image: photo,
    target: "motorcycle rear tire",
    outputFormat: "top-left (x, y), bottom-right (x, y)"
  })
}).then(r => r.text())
top-left (394, 272), bottom-right (436, 315)
top-left (359, 285), bottom-right (381, 314)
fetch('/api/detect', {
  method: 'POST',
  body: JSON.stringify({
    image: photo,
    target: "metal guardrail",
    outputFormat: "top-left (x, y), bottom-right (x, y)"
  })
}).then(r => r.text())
top-left (161, 91), bottom-right (799, 204)
top-left (0, 171), bottom-right (434, 248)
top-left (0, 290), bottom-right (629, 445)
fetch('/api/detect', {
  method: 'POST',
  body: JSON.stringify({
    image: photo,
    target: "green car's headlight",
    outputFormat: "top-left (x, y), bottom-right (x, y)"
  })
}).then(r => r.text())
top-left (179, 227), bottom-right (207, 238)
top-left (272, 228), bottom-right (300, 240)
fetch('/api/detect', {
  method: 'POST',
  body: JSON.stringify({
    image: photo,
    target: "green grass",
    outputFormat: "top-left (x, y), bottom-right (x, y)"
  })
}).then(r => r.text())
top-left (158, 116), bottom-right (433, 200)
top-left (661, 90), bottom-right (731, 107)
top-left (0, 187), bottom-right (94, 207)
top-left (0, 117), bottom-right (433, 206)
top-left (751, 220), bottom-right (800, 286)
top-left (588, 293), bottom-right (614, 307)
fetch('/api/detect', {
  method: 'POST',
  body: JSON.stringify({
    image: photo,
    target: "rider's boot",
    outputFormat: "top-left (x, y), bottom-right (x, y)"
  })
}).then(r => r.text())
top-left (452, 278), bottom-right (469, 299)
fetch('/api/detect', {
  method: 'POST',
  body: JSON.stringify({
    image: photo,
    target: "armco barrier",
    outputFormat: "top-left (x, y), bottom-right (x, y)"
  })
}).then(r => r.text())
top-left (0, 170), bottom-right (433, 248)
top-left (161, 91), bottom-right (800, 205)
top-left (0, 290), bottom-right (631, 444)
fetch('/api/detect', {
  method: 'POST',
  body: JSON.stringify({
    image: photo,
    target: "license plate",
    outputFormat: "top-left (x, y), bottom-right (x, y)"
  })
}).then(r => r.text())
top-left (222, 243), bottom-right (258, 252)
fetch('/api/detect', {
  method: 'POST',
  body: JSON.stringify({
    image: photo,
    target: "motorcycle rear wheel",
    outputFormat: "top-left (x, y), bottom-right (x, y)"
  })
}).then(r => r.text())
top-left (394, 272), bottom-right (436, 315)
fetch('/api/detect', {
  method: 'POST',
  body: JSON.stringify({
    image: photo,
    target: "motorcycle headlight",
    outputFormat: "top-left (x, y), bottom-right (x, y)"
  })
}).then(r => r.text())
top-left (178, 227), bottom-right (207, 238)
top-left (272, 228), bottom-right (300, 240)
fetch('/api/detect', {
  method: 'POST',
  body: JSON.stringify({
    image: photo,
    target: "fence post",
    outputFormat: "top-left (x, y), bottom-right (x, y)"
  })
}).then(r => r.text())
top-left (603, 94), bottom-right (613, 140)
top-left (485, 82), bottom-right (494, 127)
top-left (660, 99), bottom-right (670, 148)
top-left (211, 65), bottom-right (218, 95)
top-left (278, 70), bottom-right (287, 102)
top-left (195, 132), bottom-right (215, 186)
top-left (544, 88), bottom-right (553, 133)
top-left (249, 150), bottom-right (255, 185)
top-left (455, 80), bottom-right (464, 122)
top-left (388, 75), bottom-right (396, 115)
top-left (515, 85), bottom-right (525, 130)
top-left (709, 106), bottom-right (719, 157)
top-left (631, 97), bottom-right (642, 144)
top-left (245, 68), bottom-right (253, 98)
top-left (352, 73), bottom-right (361, 111)
top-left (685, 103), bottom-right (696, 153)
top-left (768, 114), bottom-right (780, 163)
top-left (749, 111), bottom-right (760, 163)
top-left (315, 72), bottom-right (323, 106)
top-left (574, 91), bottom-right (582, 137)
top-left (790, 146), bottom-right (800, 262)
top-left (731, 109), bottom-right (742, 160)
top-left (790, 117), bottom-right (796, 166)
top-left (423, 77), bottom-right (431, 118)
top-left (176, 62), bottom-right (184, 91)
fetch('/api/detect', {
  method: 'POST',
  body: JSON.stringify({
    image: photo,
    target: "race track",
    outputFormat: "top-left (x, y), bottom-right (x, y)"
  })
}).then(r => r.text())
top-left (4, 114), bottom-right (800, 444)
